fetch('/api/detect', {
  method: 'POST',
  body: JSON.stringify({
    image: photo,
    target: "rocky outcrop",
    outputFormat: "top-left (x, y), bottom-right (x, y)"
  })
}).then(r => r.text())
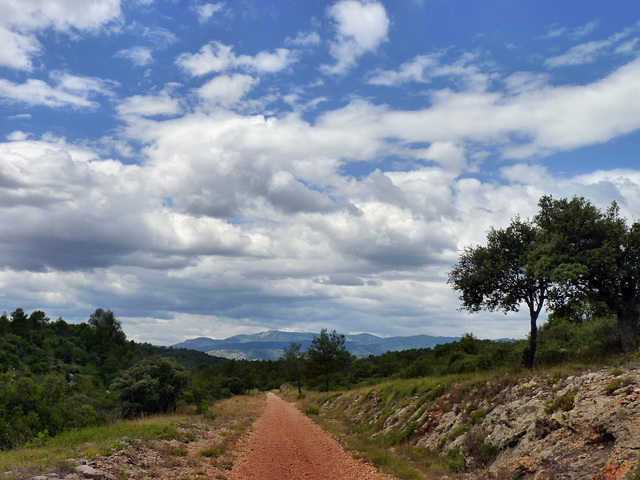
top-left (321, 363), bottom-right (640, 479)
top-left (419, 367), bottom-right (640, 479)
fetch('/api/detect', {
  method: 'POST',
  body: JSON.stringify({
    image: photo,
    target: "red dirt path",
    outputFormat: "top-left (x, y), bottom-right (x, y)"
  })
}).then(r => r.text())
top-left (229, 392), bottom-right (397, 480)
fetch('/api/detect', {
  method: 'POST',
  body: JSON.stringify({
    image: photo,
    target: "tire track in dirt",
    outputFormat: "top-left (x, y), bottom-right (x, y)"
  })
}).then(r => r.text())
top-left (229, 392), bottom-right (397, 480)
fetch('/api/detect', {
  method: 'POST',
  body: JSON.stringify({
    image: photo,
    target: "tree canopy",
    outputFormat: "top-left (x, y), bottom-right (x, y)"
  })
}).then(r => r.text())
top-left (306, 329), bottom-right (350, 391)
top-left (449, 195), bottom-right (640, 367)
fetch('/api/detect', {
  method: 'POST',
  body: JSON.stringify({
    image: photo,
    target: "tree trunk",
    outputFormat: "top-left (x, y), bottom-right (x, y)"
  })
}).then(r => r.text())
top-left (617, 302), bottom-right (639, 352)
top-left (523, 308), bottom-right (539, 369)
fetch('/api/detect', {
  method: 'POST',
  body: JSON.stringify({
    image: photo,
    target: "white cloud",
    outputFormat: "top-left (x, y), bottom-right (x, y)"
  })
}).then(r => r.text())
top-left (176, 41), bottom-right (296, 76)
top-left (0, 79), bottom-right (96, 109)
top-left (6, 130), bottom-right (31, 141)
top-left (117, 91), bottom-right (182, 117)
top-left (115, 46), bottom-right (153, 66)
top-left (322, 0), bottom-right (389, 75)
top-left (195, 2), bottom-right (225, 23)
top-left (0, 71), bottom-right (116, 109)
top-left (545, 24), bottom-right (638, 68)
top-left (368, 53), bottom-right (492, 91)
top-left (196, 74), bottom-right (258, 108)
top-left (0, 0), bottom-right (122, 71)
top-left (544, 20), bottom-right (599, 40)
top-left (0, 27), bottom-right (41, 71)
top-left (285, 31), bottom-right (321, 47)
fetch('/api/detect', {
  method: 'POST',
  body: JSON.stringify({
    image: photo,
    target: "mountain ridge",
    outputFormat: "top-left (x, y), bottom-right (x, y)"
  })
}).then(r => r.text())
top-left (171, 330), bottom-right (460, 360)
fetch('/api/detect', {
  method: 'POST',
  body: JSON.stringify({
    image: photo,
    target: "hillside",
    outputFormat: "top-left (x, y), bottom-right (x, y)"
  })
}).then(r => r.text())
top-left (172, 330), bottom-right (460, 360)
top-left (301, 362), bottom-right (640, 479)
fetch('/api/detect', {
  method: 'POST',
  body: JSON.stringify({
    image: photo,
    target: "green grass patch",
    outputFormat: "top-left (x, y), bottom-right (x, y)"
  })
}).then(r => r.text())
top-left (199, 445), bottom-right (224, 458)
top-left (604, 377), bottom-right (622, 395)
top-left (0, 415), bottom-right (185, 473)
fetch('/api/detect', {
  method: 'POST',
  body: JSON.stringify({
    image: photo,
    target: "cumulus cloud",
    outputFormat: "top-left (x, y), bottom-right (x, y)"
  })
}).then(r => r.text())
top-left (196, 74), bottom-right (258, 108)
top-left (0, 0), bottom-right (122, 70)
top-left (322, 0), bottom-right (389, 75)
top-left (176, 42), bottom-right (296, 76)
top-left (0, 27), bottom-right (41, 71)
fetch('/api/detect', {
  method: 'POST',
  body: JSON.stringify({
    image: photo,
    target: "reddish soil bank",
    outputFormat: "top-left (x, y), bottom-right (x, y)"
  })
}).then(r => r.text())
top-left (229, 392), bottom-right (396, 480)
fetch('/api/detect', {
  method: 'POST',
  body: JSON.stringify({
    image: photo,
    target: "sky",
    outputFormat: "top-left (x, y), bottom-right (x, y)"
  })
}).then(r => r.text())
top-left (1, 0), bottom-right (640, 346)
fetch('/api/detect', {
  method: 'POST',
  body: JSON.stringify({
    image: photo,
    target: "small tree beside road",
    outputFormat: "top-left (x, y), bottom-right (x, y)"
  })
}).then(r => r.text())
top-left (306, 329), bottom-right (350, 391)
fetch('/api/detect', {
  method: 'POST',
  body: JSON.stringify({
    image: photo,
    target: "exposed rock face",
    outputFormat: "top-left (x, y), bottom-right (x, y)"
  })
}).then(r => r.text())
top-left (418, 367), bottom-right (640, 479)
top-left (320, 364), bottom-right (640, 479)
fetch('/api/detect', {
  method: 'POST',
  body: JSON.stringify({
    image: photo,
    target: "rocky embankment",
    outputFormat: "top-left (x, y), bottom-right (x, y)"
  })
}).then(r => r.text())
top-left (321, 364), bottom-right (640, 479)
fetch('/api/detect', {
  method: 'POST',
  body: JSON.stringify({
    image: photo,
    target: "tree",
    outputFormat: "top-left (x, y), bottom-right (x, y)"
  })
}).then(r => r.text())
top-left (282, 342), bottom-right (305, 395)
top-left (306, 329), bottom-right (349, 391)
top-left (448, 217), bottom-right (578, 368)
top-left (88, 309), bottom-right (127, 355)
top-left (111, 357), bottom-right (190, 418)
top-left (535, 195), bottom-right (639, 351)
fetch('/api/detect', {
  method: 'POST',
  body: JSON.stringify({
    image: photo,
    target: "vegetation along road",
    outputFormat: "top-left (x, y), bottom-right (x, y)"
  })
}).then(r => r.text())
top-left (229, 392), bottom-right (396, 480)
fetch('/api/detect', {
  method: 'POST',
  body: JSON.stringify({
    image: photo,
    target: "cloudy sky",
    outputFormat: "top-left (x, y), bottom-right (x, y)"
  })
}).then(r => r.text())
top-left (1, 0), bottom-right (640, 345)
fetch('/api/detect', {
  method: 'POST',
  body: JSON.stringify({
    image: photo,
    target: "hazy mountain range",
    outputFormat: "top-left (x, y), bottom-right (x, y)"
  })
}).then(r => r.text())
top-left (171, 330), bottom-right (460, 361)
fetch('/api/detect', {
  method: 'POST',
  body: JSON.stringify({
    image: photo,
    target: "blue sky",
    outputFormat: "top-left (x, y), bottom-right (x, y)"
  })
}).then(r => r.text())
top-left (1, 0), bottom-right (640, 345)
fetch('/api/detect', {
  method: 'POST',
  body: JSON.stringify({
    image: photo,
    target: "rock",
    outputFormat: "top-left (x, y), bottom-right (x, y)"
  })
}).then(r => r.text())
top-left (75, 465), bottom-right (102, 479)
top-left (485, 423), bottom-right (526, 449)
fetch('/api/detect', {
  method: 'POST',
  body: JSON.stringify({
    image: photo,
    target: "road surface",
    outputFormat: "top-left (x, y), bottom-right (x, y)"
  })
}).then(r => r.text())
top-left (229, 392), bottom-right (396, 480)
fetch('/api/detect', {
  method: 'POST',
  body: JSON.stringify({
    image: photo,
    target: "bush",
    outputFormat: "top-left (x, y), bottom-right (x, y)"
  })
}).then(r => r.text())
top-left (544, 392), bottom-right (575, 414)
top-left (604, 378), bottom-right (622, 395)
top-left (469, 409), bottom-right (487, 425)
top-left (440, 448), bottom-right (466, 473)
top-left (111, 357), bottom-right (190, 418)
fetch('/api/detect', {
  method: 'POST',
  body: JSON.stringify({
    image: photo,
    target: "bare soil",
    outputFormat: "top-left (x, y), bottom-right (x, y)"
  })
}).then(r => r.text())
top-left (228, 392), bottom-right (396, 480)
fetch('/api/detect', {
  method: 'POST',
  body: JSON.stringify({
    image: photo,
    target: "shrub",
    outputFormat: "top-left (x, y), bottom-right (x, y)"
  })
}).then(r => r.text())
top-left (604, 378), bottom-right (622, 395)
top-left (469, 409), bottom-right (487, 425)
top-left (305, 405), bottom-right (319, 415)
top-left (111, 357), bottom-right (190, 418)
top-left (200, 445), bottom-right (224, 457)
top-left (440, 448), bottom-right (466, 473)
top-left (544, 392), bottom-right (575, 414)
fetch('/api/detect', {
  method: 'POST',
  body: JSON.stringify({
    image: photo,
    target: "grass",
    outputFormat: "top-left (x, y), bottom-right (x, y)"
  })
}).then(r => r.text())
top-left (0, 395), bottom-right (266, 477)
top-left (298, 375), bottom-right (476, 479)
top-left (0, 416), bottom-right (183, 473)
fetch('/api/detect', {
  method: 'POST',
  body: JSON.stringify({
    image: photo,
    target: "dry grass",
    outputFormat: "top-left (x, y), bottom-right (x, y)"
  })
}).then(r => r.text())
top-left (0, 395), bottom-right (266, 479)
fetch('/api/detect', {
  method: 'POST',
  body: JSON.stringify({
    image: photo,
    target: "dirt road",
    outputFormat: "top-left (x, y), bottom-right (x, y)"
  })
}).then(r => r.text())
top-left (229, 392), bottom-right (396, 480)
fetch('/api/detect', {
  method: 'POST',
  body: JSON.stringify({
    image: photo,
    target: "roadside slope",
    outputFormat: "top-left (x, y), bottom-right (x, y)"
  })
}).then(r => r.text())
top-left (308, 363), bottom-right (640, 479)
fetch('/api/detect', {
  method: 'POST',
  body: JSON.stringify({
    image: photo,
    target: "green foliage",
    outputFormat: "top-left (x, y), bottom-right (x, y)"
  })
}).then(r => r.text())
top-left (544, 392), bottom-right (575, 414)
top-left (199, 445), bottom-right (224, 457)
top-left (306, 329), bottom-right (350, 392)
top-left (627, 460), bottom-right (640, 480)
top-left (448, 425), bottom-right (467, 441)
top-left (305, 405), bottom-right (319, 415)
top-left (111, 357), bottom-right (190, 418)
top-left (604, 377), bottom-right (622, 395)
top-left (439, 448), bottom-right (466, 473)
top-left (282, 342), bottom-right (305, 394)
top-left (468, 408), bottom-right (487, 425)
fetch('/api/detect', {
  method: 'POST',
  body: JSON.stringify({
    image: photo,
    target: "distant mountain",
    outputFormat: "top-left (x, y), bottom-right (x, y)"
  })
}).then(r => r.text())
top-left (172, 330), bottom-right (460, 361)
